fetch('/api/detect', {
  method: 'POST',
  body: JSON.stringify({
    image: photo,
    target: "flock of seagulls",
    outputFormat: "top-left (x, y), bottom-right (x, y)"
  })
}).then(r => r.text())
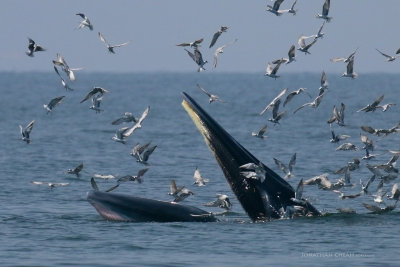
top-left (22, 1), bottom-right (400, 218)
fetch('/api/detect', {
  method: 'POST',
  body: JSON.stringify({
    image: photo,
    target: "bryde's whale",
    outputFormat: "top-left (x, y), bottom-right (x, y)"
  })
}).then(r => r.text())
top-left (87, 92), bottom-right (320, 222)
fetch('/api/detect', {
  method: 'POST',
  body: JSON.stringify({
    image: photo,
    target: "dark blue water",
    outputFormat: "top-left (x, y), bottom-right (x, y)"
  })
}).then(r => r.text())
top-left (0, 72), bottom-right (399, 266)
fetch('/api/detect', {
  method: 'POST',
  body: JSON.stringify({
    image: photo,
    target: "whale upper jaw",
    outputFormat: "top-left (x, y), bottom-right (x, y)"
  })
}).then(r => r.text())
top-left (181, 92), bottom-right (320, 221)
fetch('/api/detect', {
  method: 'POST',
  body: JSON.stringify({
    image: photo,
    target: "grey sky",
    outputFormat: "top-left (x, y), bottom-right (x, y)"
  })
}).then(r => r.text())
top-left (1, 0), bottom-right (400, 73)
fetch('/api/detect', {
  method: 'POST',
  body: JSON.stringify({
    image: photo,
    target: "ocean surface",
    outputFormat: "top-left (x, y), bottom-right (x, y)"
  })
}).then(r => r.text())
top-left (0, 72), bottom-right (399, 266)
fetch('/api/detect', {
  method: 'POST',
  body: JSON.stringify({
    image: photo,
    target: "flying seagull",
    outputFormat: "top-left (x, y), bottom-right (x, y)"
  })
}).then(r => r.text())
top-left (357, 95), bottom-right (384, 112)
top-left (209, 26), bottom-right (229, 48)
top-left (80, 87), bottom-right (108, 103)
top-left (293, 92), bottom-right (326, 114)
top-left (297, 35), bottom-right (318, 54)
top-left (268, 99), bottom-right (286, 124)
top-left (168, 179), bottom-right (185, 198)
top-left (376, 48), bottom-right (399, 62)
top-left (213, 38), bottom-right (237, 68)
top-left (26, 38), bottom-right (46, 57)
top-left (193, 167), bottom-right (209, 186)
top-left (111, 112), bottom-right (137, 125)
top-left (273, 45), bottom-right (296, 65)
top-left (184, 48), bottom-right (207, 72)
top-left (288, 0), bottom-right (298, 15)
top-left (266, 0), bottom-right (288, 16)
top-left (31, 181), bottom-right (69, 188)
top-left (341, 57), bottom-right (357, 79)
top-left (197, 84), bottom-right (223, 103)
top-left (204, 194), bottom-right (232, 210)
top-left (89, 95), bottom-right (103, 113)
top-left (67, 163), bottom-right (84, 178)
top-left (52, 53), bottom-right (83, 82)
top-left (252, 124), bottom-right (268, 139)
top-left (176, 38), bottom-right (203, 48)
top-left (327, 103), bottom-right (345, 126)
top-left (76, 13), bottom-right (93, 30)
top-left (319, 71), bottom-right (329, 95)
top-left (314, 21), bottom-right (326, 39)
top-left (283, 88), bottom-right (310, 107)
top-left (43, 96), bottom-right (65, 114)
top-left (98, 32), bottom-right (130, 54)
top-left (265, 61), bottom-right (283, 79)
top-left (330, 48), bottom-right (358, 63)
top-left (273, 152), bottom-right (296, 179)
top-left (117, 168), bottom-right (149, 184)
top-left (19, 120), bottom-right (35, 144)
top-left (54, 66), bottom-right (73, 91)
top-left (329, 129), bottom-right (350, 143)
top-left (260, 88), bottom-right (288, 115)
top-left (316, 0), bottom-right (332, 22)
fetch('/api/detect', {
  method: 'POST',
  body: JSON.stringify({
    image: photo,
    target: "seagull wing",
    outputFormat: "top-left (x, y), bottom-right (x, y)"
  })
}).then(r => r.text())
top-left (137, 106), bottom-right (150, 125)
top-left (209, 31), bottom-right (222, 48)
top-left (258, 124), bottom-right (268, 135)
top-left (371, 94), bottom-right (385, 108)
top-left (322, 0), bottom-right (330, 16)
top-left (288, 44), bottom-right (295, 58)
top-left (376, 49), bottom-right (392, 59)
top-left (289, 153), bottom-right (297, 172)
top-left (273, 158), bottom-right (289, 175)
top-left (197, 84), bottom-right (212, 97)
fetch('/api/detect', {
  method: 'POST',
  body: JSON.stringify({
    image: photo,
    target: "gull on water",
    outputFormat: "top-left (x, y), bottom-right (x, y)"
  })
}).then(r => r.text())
top-left (293, 92), bottom-right (326, 114)
top-left (111, 112), bottom-right (137, 125)
top-left (54, 66), bottom-right (73, 91)
top-left (26, 38), bottom-right (46, 57)
top-left (204, 194), bottom-right (232, 210)
top-left (213, 38), bottom-right (237, 68)
top-left (67, 163), bottom-right (84, 178)
top-left (341, 57), bottom-right (357, 79)
top-left (251, 124), bottom-right (268, 139)
top-left (273, 152), bottom-right (296, 179)
top-left (31, 181), bottom-right (69, 188)
top-left (52, 53), bottom-right (83, 82)
top-left (209, 26), bottom-right (229, 48)
top-left (375, 48), bottom-right (399, 62)
top-left (19, 120), bottom-right (35, 144)
top-left (176, 38), bottom-right (203, 48)
top-left (197, 84), bottom-right (223, 103)
top-left (76, 13), bottom-right (93, 30)
top-left (316, 0), bottom-right (332, 22)
top-left (297, 35), bottom-right (318, 54)
top-left (193, 167), bottom-right (209, 186)
top-left (259, 88), bottom-right (288, 115)
top-left (184, 47), bottom-right (207, 72)
top-left (283, 88), bottom-right (311, 107)
top-left (117, 168), bottom-right (149, 184)
top-left (43, 96), bottom-right (65, 114)
top-left (98, 32), bottom-right (130, 54)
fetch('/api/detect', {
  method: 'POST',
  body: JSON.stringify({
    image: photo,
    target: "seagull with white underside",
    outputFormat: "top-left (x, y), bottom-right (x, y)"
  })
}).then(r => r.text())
top-left (341, 57), bottom-right (358, 79)
top-left (293, 92), bottom-right (326, 114)
top-left (43, 96), bottom-right (65, 114)
top-left (80, 87), bottom-right (108, 103)
top-left (330, 48), bottom-right (358, 63)
top-left (193, 167), bottom-right (209, 186)
top-left (54, 66), bottom-right (73, 91)
top-left (98, 32), bottom-right (130, 54)
top-left (268, 99), bottom-right (286, 124)
top-left (316, 0), bottom-right (332, 22)
top-left (213, 38), bottom-right (237, 68)
top-left (176, 38), bottom-right (203, 48)
top-left (184, 47), bottom-right (207, 72)
top-left (26, 38), bottom-right (46, 57)
top-left (297, 35), bottom-right (318, 54)
top-left (19, 120), bottom-right (35, 144)
top-left (31, 181), bottom-right (69, 188)
top-left (67, 163), bottom-right (84, 178)
top-left (117, 168), bottom-right (149, 184)
top-left (89, 95), bottom-right (103, 113)
top-left (273, 152), bottom-right (296, 179)
top-left (260, 88), bottom-right (288, 115)
top-left (111, 112), bottom-right (137, 125)
top-left (76, 13), bottom-right (93, 30)
top-left (252, 124), bottom-right (268, 139)
top-left (52, 53), bottom-right (83, 82)
top-left (283, 88), bottom-right (311, 107)
top-left (266, 0), bottom-right (289, 16)
top-left (376, 48), bottom-right (400, 62)
top-left (265, 61), bottom-right (283, 79)
top-left (197, 84), bottom-right (223, 103)
top-left (204, 194), bottom-right (232, 210)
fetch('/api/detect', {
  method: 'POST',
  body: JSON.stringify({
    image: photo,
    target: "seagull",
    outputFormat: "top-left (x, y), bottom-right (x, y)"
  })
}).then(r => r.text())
top-left (293, 92), bottom-right (326, 114)
top-left (209, 26), bottom-right (229, 48)
top-left (76, 13), bottom-right (93, 30)
top-left (297, 35), bottom-right (318, 54)
top-left (193, 167), bottom-right (209, 186)
top-left (374, 154), bottom-right (399, 174)
top-left (290, 179), bottom-right (306, 205)
top-left (360, 175), bottom-right (376, 195)
top-left (259, 88), bottom-right (288, 115)
top-left (130, 142), bottom-right (151, 162)
top-left (213, 38), bottom-right (237, 68)
top-left (286, 44), bottom-right (296, 64)
top-left (89, 95), bottom-right (103, 113)
top-left (131, 106), bottom-right (150, 131)
top-left (138, 145), bottom-right (157, 165)
top-left (361, 123), bottom-right (400, 137)
top-left (330, 48), bottom-right (358, 63)
top-left (173, 188), bottom-right (194, 202)
top-left (54, 66), bottom-right (73, 91)
top-left (92, 174), bottom-right (116, 180)
top-left (252, 124), bottom-right (268, 139)
top-left (67, 163), bottom-right (84, 178)
top-left (319, 71), bottom-right (329, 95)
top-left (304, 173), bottom-right (344, 190)
top-left (266, 0), bottom-right (289, 16)
top-left (333, 190), bottom-right (361, 200)
top-left (80, 87), bottom-right (108, 103)
top-left (329, 129), bottom-right (350, 143)
top-left (357, 95), bottom-right (384, 112)
top-left (342, 57), bottom-right (357, 79)
top-left (31, 181), bottom-right (70, 188)
top-left (90, 177), bottom-right (119, 193)
top-left (372, 180), bottom-right (387, 204)
top-left (117, 168), bottom-right (149, 184)
top-left (268, 99), bottom-right (286, 124)
top-left (288, 0), bottom-right (298, 15)
top-left (265, 61), bottom-right (283, 79)
top-left (111, 112), bottom-right (137, 125)
top-left (314, 21), bottom-right (326, 39)
top-left (334, 158), bottom-right (360, 174)
top-left (387, 183), bottom-right (400, 201)
top-left (176, 38), bottom-right (203, 48)
top-left (360, 133), bottom-right (374, 152)
top-left (197, 84), bottom-right (223, 103)
top-left (43, 96), bottom-right (65, 114)
top-left (204, 194), bottom-right (232, 210)
top-left (168, 179), bottom-right (185, 197)
top-left (283, 88), bottom-right (311, 107)
top-left (184, 48), bottom-right (207, 72)
top-left (376, 103), bottom-right (396, 112)
top-left (335, 142), bottom-right (358, 151)
top-left (316, 0), bottom-right (332, 22)
top-left (273, 153), bottom-right (296, 179)
top-left (98, 32), bottom-right (130, 54)
top-left (112, 125), bottom-right (138, 144)
top-left (26, 38), bottom-right (46, 57)
top-left (327, 103), bottom-right (345, 126)
top-left (19, 120), bottom-right (35, 144)
top-left (52, 53), bottom-right (83, 81)
top-left (362, 202), bottom-right (396, 214)
top-left (239, 162), bottom-right (266, 183)
top-left (376, 48), bottom-right (399, 62)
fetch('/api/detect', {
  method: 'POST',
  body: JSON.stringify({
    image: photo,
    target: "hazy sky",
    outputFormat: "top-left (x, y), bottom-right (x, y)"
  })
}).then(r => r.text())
top-left (1, 0), bottom-right (400, 74)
